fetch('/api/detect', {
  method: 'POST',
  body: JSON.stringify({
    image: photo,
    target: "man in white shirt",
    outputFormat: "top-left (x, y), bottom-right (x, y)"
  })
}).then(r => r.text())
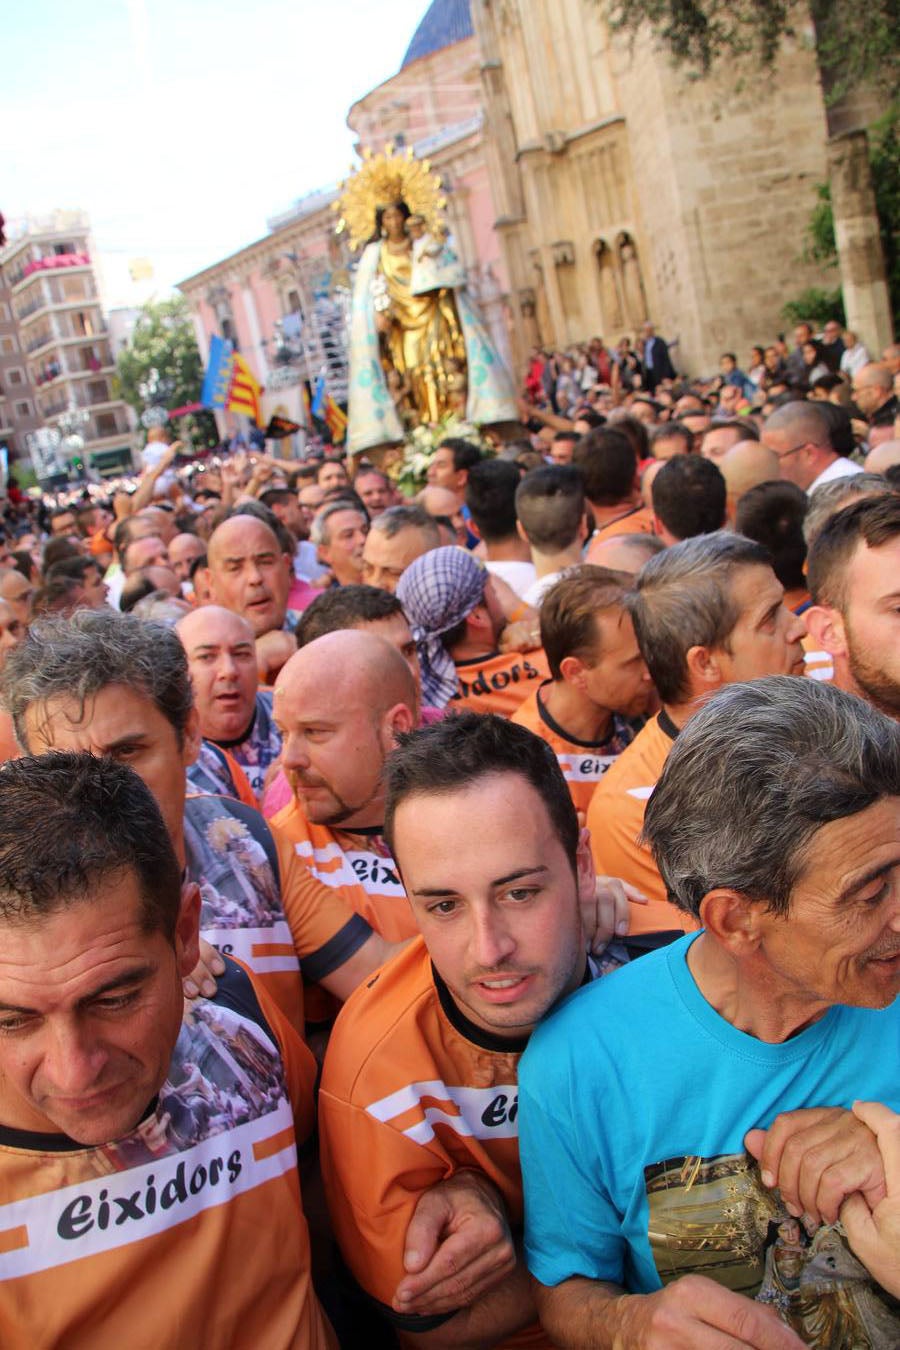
top-left (839, 329), bottom-right (871, 378)
top-left (762, 400), bottom-right (862, 495)
top-left (514, 464), bottom-right (590, 608)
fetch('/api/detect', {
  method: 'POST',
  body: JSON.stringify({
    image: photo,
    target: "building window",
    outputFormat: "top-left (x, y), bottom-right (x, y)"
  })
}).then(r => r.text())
top-left (7, 368), bottom-right (24, 385)
top-left (15, 400), bottom-right (33, 418)
top-left (0, 336), bottom-right (17, 355)
top-left (95, 412), bottom-right (118, 436)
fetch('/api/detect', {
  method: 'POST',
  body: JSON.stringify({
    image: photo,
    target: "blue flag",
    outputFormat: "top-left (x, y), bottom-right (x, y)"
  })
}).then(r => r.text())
top-left (311, 374), bottom-right (326, 419)
top-left (201, 336), bottom-right (234, 409)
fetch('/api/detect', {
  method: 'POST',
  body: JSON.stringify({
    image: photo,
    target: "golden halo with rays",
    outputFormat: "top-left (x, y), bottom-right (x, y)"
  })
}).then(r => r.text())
top-left (333, 142), bottom-right (447, 252)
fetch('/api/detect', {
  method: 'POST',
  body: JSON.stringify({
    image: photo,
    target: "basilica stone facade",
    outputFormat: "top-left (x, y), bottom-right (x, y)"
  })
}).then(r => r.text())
top-left (472, 0), bottom-right (843, 374)
top-left (181, 0), bottom-right (877, 414)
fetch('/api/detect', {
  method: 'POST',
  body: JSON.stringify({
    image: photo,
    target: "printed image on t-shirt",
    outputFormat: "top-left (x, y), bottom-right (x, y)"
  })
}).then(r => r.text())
top-left (196, 814), bottom-right (280, 927)
top-left (0, 1003), bottom-right (295, 1281)
top-left (644, 1151), bottom-right (900, 1348)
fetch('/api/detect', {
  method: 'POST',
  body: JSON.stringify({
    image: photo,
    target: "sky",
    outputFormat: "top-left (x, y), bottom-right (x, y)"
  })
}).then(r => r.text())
top-left (2, 0), bottom-right (430, 308)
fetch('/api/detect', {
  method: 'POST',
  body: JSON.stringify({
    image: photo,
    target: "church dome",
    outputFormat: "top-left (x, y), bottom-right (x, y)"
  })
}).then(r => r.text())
top-left (401, 0), bottom-right (474, 68)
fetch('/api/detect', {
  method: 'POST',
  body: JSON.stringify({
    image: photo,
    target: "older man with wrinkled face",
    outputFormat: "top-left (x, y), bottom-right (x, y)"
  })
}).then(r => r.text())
top-left (521, 677), bottom-right (900, 1350)
top-left (0, 752), bottom-right (335, 1348)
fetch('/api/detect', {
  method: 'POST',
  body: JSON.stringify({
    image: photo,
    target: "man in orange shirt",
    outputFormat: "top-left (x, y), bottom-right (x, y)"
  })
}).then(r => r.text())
top-left (0, 752), bottom-right (334, 1349)
top-left (512, 566), bottom-right (653, 815)
top-left (576, 428), bottom-right (654, 559)
top-left (269, 630), bottom-right (421, 945)
top-left (397, 546), bottom-right (549, 715)
top-left (1, 611), bottom-right (402, 1036)
top-left (320, 713), bottom-right (613, 1349)
top-left (177, 605), bottom-right (283, 803)
top-left (587, 533), bottom-right (807, 934)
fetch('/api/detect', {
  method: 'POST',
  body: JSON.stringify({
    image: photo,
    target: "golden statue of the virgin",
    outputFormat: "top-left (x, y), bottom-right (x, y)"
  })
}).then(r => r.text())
top-left (334, 144), bottom-right (516, 456)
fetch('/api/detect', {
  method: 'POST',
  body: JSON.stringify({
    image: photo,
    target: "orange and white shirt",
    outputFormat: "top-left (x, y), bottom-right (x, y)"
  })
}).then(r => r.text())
top-left (0, 959), bottom-right (334, 1350)
top-left (271, 799), bottom-right (418, 945)
top-left (511, 682), bottom-right (640, 815)
top-left (802, 632), bottom-right (834, 683)
top-left (586, 711), bottom-right (697, 936)
top-left (453, 649), bottom-right (551, 718)
top-left (319, 938), bottom-right (554, 1348)
top-left (585, 505), bottom-right (655, 557)
top-left (185, 794), bottom-right (374, 1038)
top-left (187, 740), bottom-right (257, 808)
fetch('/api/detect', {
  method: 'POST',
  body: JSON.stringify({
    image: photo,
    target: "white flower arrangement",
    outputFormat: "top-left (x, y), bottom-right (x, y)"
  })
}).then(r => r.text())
top-left (393, 414), bottom-right (492, 495)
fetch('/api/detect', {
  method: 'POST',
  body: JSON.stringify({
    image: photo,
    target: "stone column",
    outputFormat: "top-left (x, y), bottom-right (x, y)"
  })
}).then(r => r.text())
top-left (828, 131), bottom-right (895, 352)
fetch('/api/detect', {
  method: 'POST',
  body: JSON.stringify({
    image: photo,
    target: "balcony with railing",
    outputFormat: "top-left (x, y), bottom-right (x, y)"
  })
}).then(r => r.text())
top-left (25, 328), bottom-right (57, 356)
top-left (84, 408), bottom-right (131, 441)
top-left (15, 287), bottom-right (50, 322)
top-left (11, 250), bottom-right (91, 292)
top-left (41, 396), bottom-right (70, 418)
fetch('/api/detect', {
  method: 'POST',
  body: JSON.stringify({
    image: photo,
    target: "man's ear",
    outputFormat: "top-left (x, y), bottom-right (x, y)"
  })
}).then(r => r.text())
top-left (685, 643), bottom-right (722, 692)
top-left (559, 653), bottom-right (588, 691)
top-left (466, 602), bottom-right (494, 634)
top-left (803, 604), bottom-right (848, 657)
top-left (385, 700), bottom-right (416, 744)
top-left (182, 704), bottom-right (202, 768)
top-left (699, 888), bottom-right (762, 956)
top-left (175, 881), bottom-right (202, 977)
top-left (516, 519), bottom-right (531, 547)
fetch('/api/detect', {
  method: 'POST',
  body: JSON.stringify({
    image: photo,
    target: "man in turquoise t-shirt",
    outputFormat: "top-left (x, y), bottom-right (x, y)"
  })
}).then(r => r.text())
top-left (520, 677), bottom-right (900, 1350)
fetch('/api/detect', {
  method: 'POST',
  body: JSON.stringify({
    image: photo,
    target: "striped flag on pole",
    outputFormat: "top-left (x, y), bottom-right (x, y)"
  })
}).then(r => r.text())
top-left (227, 353), bottom-right (264, 427)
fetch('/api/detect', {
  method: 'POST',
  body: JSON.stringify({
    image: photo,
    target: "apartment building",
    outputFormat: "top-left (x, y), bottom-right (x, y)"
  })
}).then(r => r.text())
top-left (0, 212), bottom-right (133, 476)
top-left (0, 270), bottom-right (42, 469)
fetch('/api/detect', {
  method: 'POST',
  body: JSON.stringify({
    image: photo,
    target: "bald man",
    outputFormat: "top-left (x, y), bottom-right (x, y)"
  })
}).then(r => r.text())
top-left (854, 362), bottom-right (898, 428)
top-left (719, 440), bottom-right (780, 524)
top-left (640, 458), bottom-right (665, 512)
top-left (417, 484), bottom-right (468, 547)
top-left (585, 532), bottom-right (665, 574)
top-left (269, 631), bottom-right (421, 944)
top-left (762, 399), bottom-right (862, 493)
top-left (178, 605), bottom-right (283, 803)
top-left (122, 534), bottom-right (169, 576)
top-left (205, 515), bottom-right (295, 646)
top-left (169, 531), bottom-right (207, 586)
top-left (864, 438), bottom-right (900, 475)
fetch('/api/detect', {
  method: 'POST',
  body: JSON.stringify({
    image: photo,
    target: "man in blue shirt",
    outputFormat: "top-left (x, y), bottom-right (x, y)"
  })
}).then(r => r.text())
top-left (520, 677), bottom-right (900, 1349)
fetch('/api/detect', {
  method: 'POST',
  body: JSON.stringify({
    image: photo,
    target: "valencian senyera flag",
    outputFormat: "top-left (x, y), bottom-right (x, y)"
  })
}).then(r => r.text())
top-left (227, 352), bottom-right (264, 428)
top-left (324, 395), bottom-right (348, 443)
top-left (201, 338), bottom-right (264, 427)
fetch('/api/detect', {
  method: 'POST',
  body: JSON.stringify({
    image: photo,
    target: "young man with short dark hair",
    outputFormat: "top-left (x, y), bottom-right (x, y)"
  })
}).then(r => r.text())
top-left (512, 566), bottom-right (652, 813)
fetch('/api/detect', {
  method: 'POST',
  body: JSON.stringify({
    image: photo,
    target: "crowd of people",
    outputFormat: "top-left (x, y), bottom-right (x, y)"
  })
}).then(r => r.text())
top-left (0, 322), bottom-right (899, 1349)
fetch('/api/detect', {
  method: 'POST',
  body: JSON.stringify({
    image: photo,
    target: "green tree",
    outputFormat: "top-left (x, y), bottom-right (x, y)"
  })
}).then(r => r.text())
top-left (115, 296), bottom-right (219, 451)
top-left (115, 296), bottom-right (204, 416)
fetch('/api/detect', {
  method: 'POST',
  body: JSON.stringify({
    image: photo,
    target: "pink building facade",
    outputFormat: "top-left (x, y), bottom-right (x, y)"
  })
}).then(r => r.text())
top-left (178, 4), bottom-right (514, 446)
